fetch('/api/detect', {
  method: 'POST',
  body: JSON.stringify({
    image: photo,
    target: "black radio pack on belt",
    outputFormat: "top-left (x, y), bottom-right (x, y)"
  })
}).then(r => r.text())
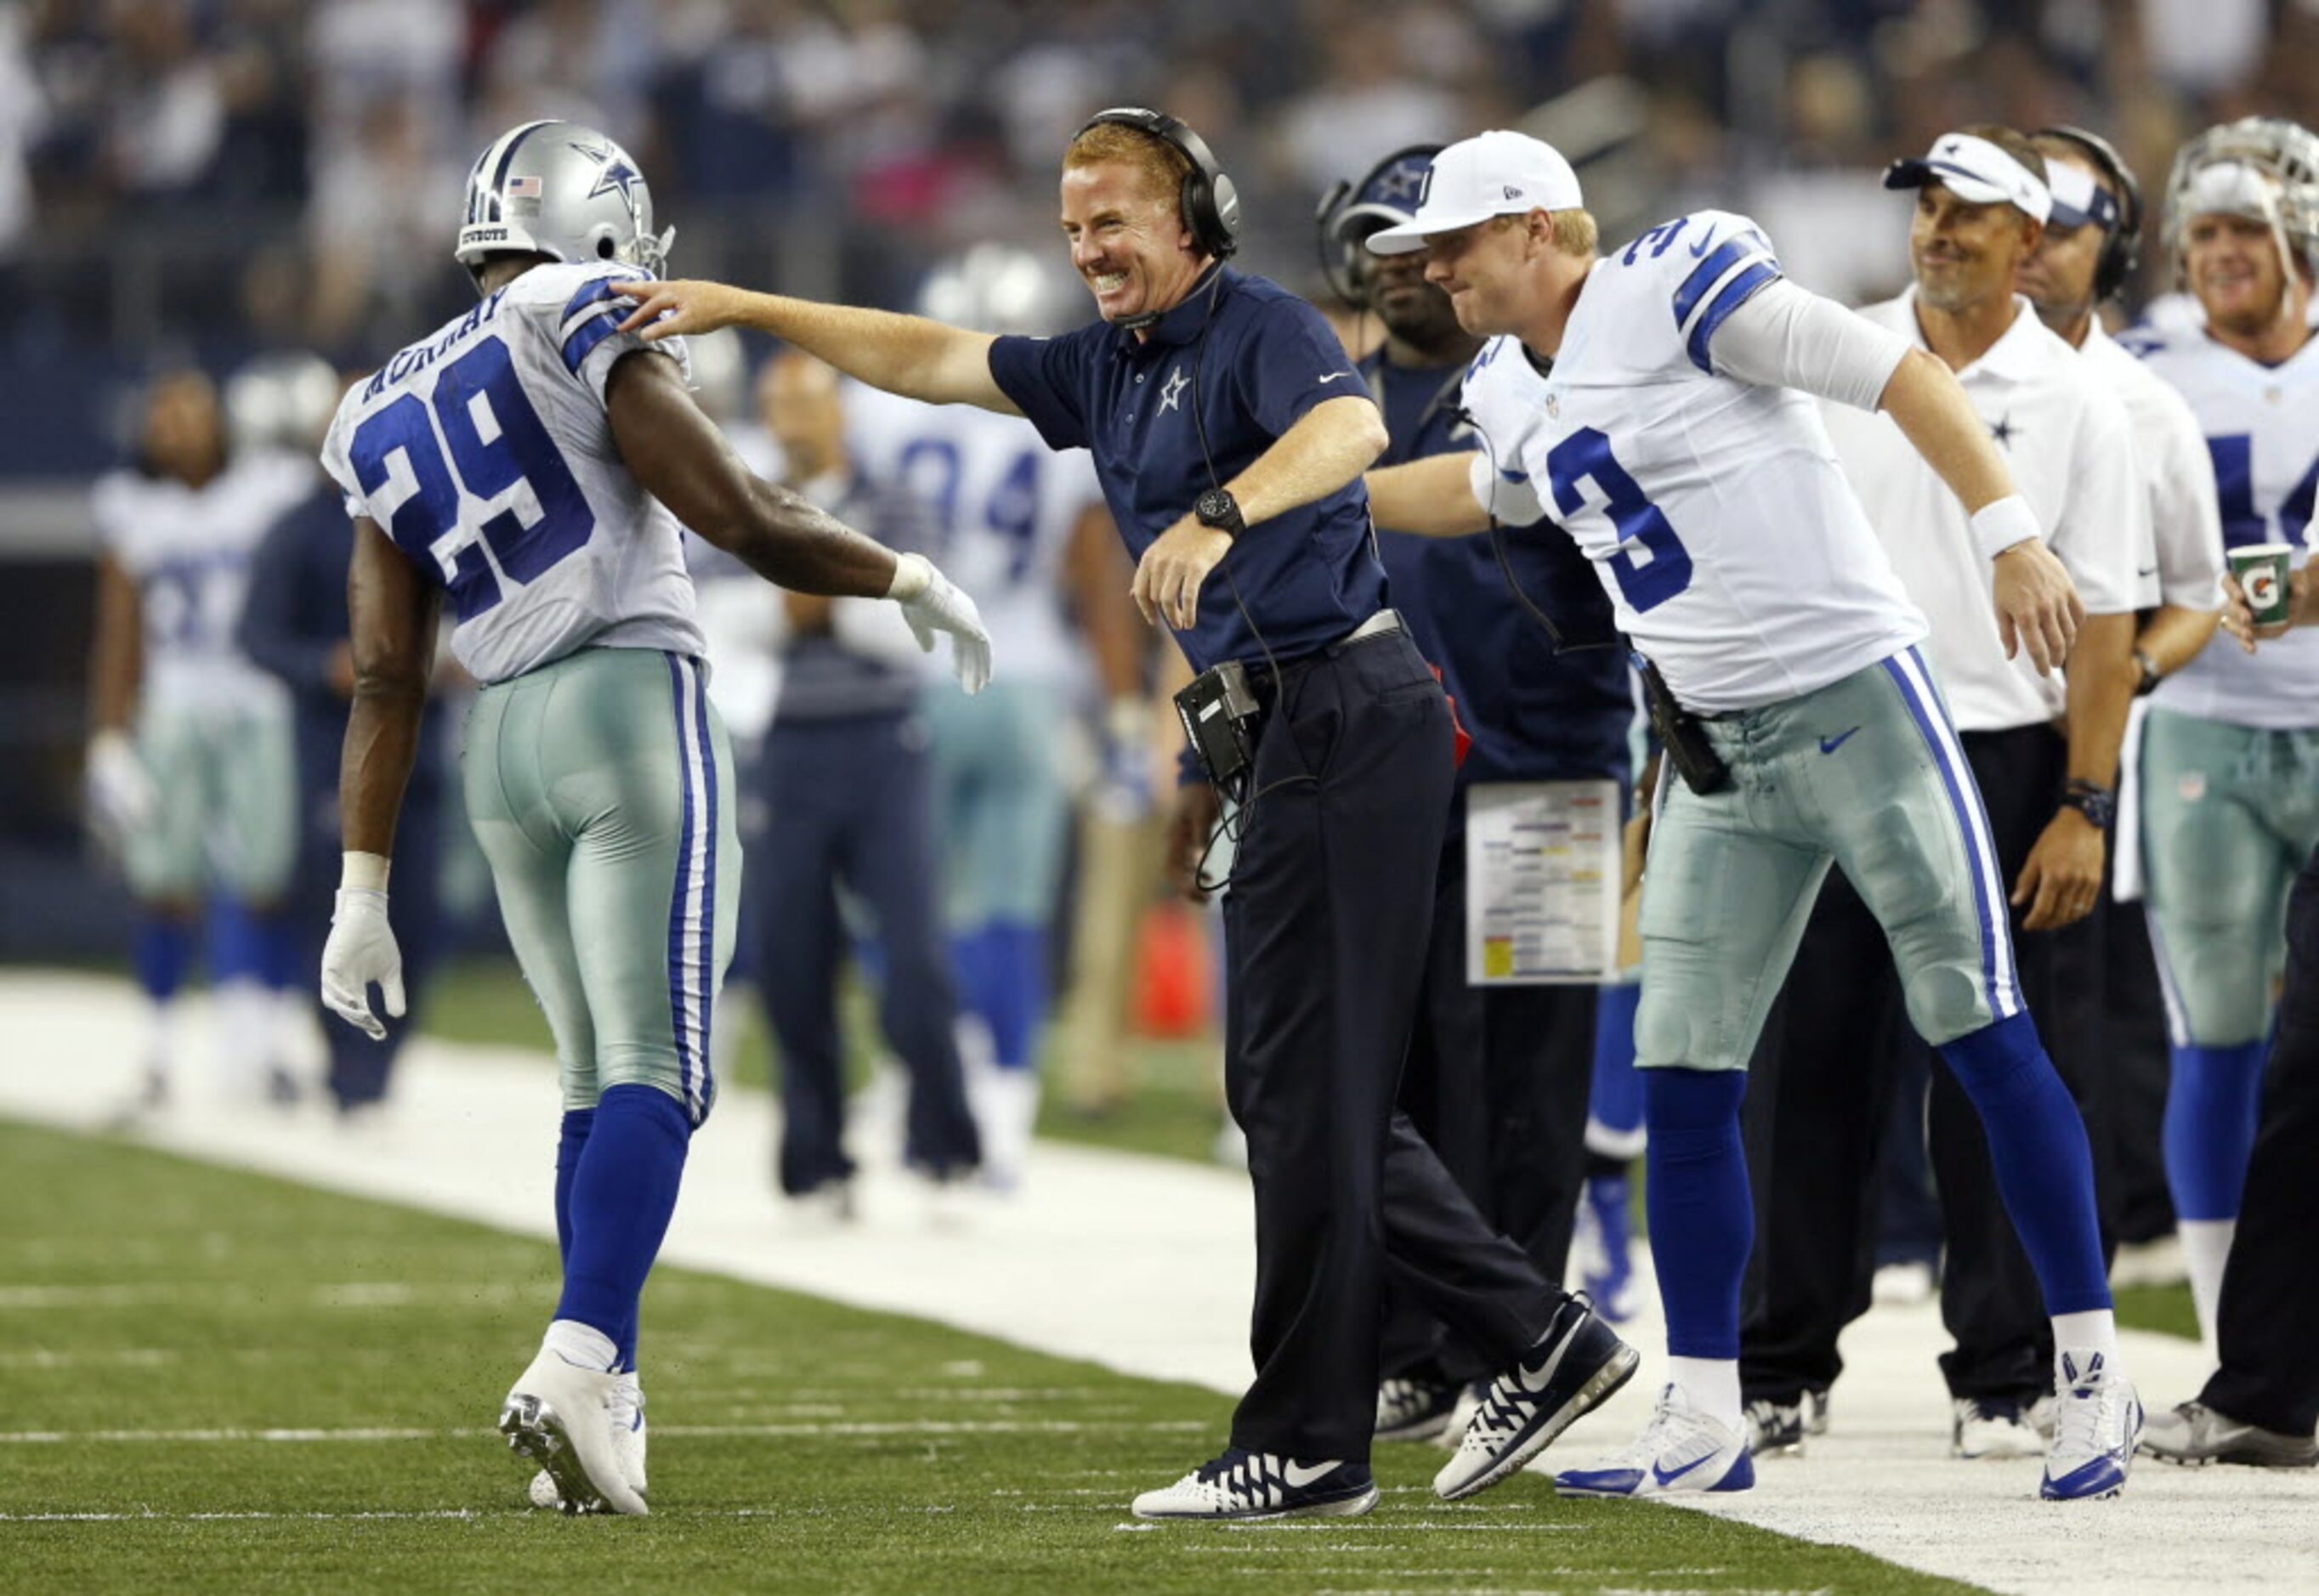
top-left (1638, 655), bottom-right (1730, 795)
top-left (1175, 659), bottom-right (1262, 790)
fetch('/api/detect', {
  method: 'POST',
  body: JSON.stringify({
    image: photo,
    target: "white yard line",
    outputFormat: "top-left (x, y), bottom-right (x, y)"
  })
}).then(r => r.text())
top-left (2, 970), bottom-right (2313, 1592)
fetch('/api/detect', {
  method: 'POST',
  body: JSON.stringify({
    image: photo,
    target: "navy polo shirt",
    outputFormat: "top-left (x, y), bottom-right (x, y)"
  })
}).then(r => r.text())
top-left (987, 265), bottom-right (1386, 674)
top-left (1362, 348), bottom-right (1632, 795)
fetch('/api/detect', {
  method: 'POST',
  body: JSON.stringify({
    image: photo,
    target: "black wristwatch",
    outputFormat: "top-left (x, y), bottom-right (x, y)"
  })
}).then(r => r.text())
top-left (2059, 778), bottom-right (2117, 830)
top-left (2133, 648), bottom-right (2163, 697)
top-left (1194, 487), bottom-right (1245, 537)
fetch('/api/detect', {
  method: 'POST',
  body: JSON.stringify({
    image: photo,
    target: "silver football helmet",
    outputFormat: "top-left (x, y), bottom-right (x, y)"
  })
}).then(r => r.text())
top-left (916, 244), bottom-right (1080, 336)
top-left (225, 350), bottom-right (342, 455)
top-left (2163, 116), bottom-right (2319, 278)
top-left (455, 120), bottom-right (674, 277)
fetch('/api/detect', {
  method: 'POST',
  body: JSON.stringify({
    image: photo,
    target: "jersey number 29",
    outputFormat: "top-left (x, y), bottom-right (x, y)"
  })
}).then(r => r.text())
top-left (348, 339), bottom-right (594, 618)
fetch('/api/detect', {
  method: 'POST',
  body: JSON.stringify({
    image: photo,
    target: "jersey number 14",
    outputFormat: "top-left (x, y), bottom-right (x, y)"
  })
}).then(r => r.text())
top-left (348, 338), bottom-right (594, 618)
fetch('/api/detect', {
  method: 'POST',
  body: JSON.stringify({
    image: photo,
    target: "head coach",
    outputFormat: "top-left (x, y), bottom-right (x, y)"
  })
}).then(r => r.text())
top-left (615, 110), bottom-right (1634, 1519)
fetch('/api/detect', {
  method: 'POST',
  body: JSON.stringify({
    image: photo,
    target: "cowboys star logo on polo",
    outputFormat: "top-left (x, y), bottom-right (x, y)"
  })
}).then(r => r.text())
top-left (570, 138), bottom-right (644, 222)
top-left (1160, 366), bottom-right (1188, 414)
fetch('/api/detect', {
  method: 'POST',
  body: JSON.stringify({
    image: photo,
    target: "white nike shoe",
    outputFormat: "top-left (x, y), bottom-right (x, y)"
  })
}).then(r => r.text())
top-left (2041, 1350), bottom-right (2141, 1501)
top-left (1553, 1384), bottom-right (1755, 1498)
top-left (1952, 1397), bottom-right (2044, 1459)
top-left (529, 1371), bottom-right (645, 1508)
top-left (500, 1347), bottom-right (648, 1515)
top-left (1131, 1448), bottom-right (1378, 1520)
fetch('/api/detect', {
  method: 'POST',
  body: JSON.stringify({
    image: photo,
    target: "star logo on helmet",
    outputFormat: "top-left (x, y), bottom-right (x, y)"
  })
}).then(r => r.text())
top-left (570, 138), bottom-right (644, 220)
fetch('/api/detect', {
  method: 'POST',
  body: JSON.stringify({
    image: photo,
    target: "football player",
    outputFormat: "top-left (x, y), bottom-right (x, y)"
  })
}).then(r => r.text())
top-left (314, 119), bottom-right (989, 1514)
top-left (2122, 118), bottom-right (2319, 1357)
top-left (88, 367), bottom-right (313, 1112)
top-left (1364, 129), bottom-right (2140, 1501)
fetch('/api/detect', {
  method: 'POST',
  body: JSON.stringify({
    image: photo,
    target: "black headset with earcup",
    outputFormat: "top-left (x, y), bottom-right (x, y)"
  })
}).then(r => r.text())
top-left (2037, 124), bottom-right (2145, 303)
top-left (1314, 144), bottom-right (1446, 307)
top-left (1075, 108), bottom-right (1242, 261)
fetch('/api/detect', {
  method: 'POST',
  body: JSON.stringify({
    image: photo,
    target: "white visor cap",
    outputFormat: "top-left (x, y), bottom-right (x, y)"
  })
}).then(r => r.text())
top-left (1884, 132), bottom-right (2053, 224)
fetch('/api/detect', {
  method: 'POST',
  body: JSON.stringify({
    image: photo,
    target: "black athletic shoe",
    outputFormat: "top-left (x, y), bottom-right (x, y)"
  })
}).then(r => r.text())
top-left (1433, 1294), bottom-right (1641, 1500)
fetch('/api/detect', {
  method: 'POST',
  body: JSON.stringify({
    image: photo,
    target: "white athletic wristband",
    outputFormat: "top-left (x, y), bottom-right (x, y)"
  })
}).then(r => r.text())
top-left (1972, 495), bottom-right (2044, 563)
top-left (341, 851), bottom-right (391, 892)
top-left (886, 551), bottom-right (932, 602)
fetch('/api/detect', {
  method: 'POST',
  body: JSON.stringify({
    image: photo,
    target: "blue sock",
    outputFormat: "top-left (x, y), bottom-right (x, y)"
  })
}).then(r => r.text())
top-left (207, 897), bottom-right (262, 984)
top-left (978, 920), bottom-right (1048, 1071)
top-left (133, 916), bottom-right (191, 1002)
top-left (254, 908), bottom-right (302, 993)
top-left (553, 1107), bottom-right (595, 1266)
top-left (2162, 1039), bottom-right (2267, 1221)
top-left (1642, 1067), bottom-right (1751, 1360)
top-left (950, 928), bottom-right (990, 1033)
top-left (1937, 1011), bottom-right (2111, 1314)
top-left (1589, 981), bottom-right (1646, 1143)
top-left (556, 1086), bottom-right (689, 1367)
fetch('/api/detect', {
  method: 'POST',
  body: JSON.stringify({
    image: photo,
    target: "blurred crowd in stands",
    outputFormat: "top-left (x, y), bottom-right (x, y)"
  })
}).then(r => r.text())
top-left (6, 0), bottom-right (2319, 399)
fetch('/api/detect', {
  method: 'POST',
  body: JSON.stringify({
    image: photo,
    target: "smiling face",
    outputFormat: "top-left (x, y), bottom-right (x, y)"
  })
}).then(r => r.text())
top-left (1910, 183), bottom-right (2041, 314)
top-left (1058, 160), bottom-right (1205, 326)
top-left (2186, 209), bottom-right (2298, 337)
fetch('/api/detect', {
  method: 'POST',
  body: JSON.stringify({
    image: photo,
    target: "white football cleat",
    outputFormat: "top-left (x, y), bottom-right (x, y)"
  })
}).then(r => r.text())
top-left (499, 1347), bottom-right (647, 1516)
top-left (1952, 1397), bottom-right (2044, 1459)
top-left (530, 1371), bottom-right (645, 1509)
top-left (1553, 1384), bottom-right (1754, 1498)
top-left (2041, 1350), bottom-right (2141, 1501)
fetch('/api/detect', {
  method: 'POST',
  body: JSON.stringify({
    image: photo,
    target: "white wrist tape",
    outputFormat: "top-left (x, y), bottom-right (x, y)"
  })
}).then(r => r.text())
top-left (1972, 495), bottom-right (2044, 563)
top-left (341, 851), bottom-right (391, 892)
top-left (886, 552), bottom-right (933, 602)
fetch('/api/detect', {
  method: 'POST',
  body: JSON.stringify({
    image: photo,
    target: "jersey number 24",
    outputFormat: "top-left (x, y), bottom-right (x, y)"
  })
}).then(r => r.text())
top-left (348, 338), bottom-right (593, 618)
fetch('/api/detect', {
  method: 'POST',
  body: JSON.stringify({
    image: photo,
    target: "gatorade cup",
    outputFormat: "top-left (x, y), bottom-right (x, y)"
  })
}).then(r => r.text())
top-left (2229, 542), bottom-right (2296, 627)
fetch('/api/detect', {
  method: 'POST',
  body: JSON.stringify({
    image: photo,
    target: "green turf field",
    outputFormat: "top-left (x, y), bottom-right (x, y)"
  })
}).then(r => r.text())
top-left (0, 1119), bottom-right (1989, 1595)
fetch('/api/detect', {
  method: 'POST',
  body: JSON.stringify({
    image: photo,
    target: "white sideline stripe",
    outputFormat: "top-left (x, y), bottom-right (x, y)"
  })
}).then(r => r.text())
top-left (0, 1508), bottom-right (955, 1524)
top-left (0, 1419), bottom-right (1211, 1445)
top-left (0, 972), bottom-right (2311, 1596)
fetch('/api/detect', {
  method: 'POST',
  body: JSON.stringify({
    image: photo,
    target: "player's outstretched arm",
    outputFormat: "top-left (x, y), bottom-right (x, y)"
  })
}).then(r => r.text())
top-left (614, 280), bottom-right (1018, 415)
top-left (604, 349), bottom-right (990, 691)
top-left (1877, 347), bottom-right (2083, 675)
top-left (1363, 450), bottom-right (1494, 537)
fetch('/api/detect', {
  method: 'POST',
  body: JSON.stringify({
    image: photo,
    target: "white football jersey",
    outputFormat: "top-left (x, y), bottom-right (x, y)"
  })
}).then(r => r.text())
top-left (1466, 210), bottom-right (1925, 713)
top-left (2080, 322), bottom-right (2223, 614)
top-left (320, 262), bottom-right (703, 686)
top-left (92, 450), bottom-right (309, 715)
top-left (2129, 324), bottom-right (2319, 729)
top-left (844, 382), bottom-right (1103, 689)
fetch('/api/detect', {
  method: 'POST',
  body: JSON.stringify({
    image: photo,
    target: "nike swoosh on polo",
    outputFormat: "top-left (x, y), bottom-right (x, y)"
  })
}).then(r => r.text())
top-left (2136, 565), bottom-right (2158, 577)
top-left (1317, 372), bottom-right (1347, 384)
top-left (1652, 1451), bottom-right (1720, 1486)
top-left (1283, 1460), bottom-right (1339, 1487)
top-left (1819, 726), bottom-right (1862, 755)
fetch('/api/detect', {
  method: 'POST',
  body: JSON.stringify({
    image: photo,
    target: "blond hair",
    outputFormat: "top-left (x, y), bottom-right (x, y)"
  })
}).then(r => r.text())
top-left (1492, 207), bottom-right (1599, 258)
top-left (1063, 121), bottom-right (1189, 212)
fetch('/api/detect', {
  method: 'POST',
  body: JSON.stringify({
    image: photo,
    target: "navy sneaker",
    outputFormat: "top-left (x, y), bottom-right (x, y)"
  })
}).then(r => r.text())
top-left (1132, 1448), bottom-right (1379, 1520)
top-left (1744, 1394), bottom-right (1806, 1457)
top-left (1434, 1294), bottom-right (1641, 1500)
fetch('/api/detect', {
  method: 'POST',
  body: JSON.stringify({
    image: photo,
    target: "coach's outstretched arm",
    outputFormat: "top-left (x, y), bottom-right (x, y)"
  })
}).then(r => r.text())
top-left (613, 281), bottom-right (1018, 415)
top-left (604, 348), bottom-right (990, 692)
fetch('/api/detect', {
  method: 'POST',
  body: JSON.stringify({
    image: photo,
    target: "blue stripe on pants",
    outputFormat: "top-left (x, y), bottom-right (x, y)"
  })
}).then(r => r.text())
top-left (1880, 648), bottom-right (2021, 1021)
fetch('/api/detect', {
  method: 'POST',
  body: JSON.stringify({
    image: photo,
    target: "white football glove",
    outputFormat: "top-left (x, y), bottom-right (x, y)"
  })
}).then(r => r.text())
top-left (888, 552), bottom-right (993, 694)
top-left (321, 886), bottom-right (405, 1041)
top-left (85, 730), bottom-right (157, 842)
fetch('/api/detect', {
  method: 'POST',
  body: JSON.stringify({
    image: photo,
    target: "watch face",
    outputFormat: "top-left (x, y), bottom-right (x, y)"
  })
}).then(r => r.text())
top-left (1197, 490), bottom-right (1230, 522)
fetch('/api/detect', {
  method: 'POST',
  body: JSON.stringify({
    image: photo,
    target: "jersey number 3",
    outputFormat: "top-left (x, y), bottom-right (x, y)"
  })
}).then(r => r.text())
top-left (348, 339), bottom-right (594, 618)
top-left (1545, 427), bottom-right (1693, 613)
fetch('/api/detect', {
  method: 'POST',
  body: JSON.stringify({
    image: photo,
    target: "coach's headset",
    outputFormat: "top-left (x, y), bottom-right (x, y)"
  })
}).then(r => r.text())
top-left (1314, 144), bottom-right (1446, 308)
top-left (2036, 124), bottom-right (2146, 303)
top-left (1074, 107), bottom-right (1244, 269)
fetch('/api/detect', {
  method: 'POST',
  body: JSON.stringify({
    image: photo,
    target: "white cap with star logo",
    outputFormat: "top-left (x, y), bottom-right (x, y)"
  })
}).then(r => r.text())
top-left (1883, 132), bottom-right (2053, 223)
